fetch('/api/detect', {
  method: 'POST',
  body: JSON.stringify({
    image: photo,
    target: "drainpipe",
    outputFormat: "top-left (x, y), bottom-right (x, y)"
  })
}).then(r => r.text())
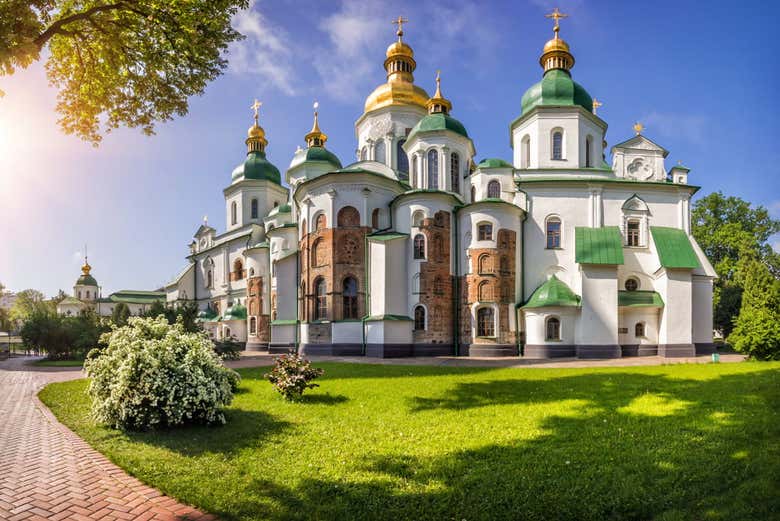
top-left (516, 195), bottom-right (528, 357)
top-left (294, 250), bottom-right (300, 351)
top-left (453, 206), bottom-right (461, 356)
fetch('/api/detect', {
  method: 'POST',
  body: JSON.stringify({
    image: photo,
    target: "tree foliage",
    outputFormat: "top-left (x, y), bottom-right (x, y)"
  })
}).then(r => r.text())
top-left (1, 0), bottom-right (248, 144)
top-left (20, 307), bottom-right (108, 359)
top-left (111, 302), bottom-right (131, 326)
top-left (10, 289), bottom-right (52, 323)
top-left (692, 192), bottom-right (780, 336)
top-left (140, 300), bottom-right (200, 332)
top-left (728, 260), bottom-right (780, 360)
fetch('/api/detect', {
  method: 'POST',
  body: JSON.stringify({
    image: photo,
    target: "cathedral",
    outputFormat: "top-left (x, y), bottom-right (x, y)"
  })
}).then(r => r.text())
top-left (164, 11), bottom-right (716, 358)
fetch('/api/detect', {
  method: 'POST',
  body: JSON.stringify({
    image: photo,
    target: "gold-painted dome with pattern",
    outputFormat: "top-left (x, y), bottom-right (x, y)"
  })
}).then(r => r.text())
top-left (542, 36), bottom-right (570, 54)
top-left (247, 123), bottom-right (265, 139)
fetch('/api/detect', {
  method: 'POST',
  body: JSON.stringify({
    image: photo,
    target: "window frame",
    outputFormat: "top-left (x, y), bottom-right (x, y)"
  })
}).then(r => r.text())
top-left (413, 305), bottom-right (426, 331)
top-left (551, 129), bottom-right (564, 160)
top-left (624, 278), bottom-right (640, 292)
top-left (314, 277), bottom-right (328, 320)
top-left (251, 198), bottom-right (258, 219)
top-left (413, 234), bottom-right (426, 259)
top-left (427, 149), bottom-right (439, 190)
top-left (476, 307), bottom-right (496, 337)
top-left (450, 152), bottom-right (460, 193)
top-left (342, 277), bottom-right (359, 320)
top-left (635, 322), bottom-right (646, 338)
top-left (545, 316), bottom-right (561, 341)
top-left (487, 180), bottom-right (501, 199)
top-left (545, 216), bottom-right (562, 249)
top-left (230, 201), bottom-right (238, 225)
top-left (477, 222), bottom-right (493, 241)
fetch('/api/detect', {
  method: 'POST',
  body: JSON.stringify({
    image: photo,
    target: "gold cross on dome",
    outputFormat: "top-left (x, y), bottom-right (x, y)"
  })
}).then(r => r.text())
top-left (392, 16), bottom-right (409, 39)
top-left (250, 99), bottom-right (262, 124)
top-left (592, 98), bottom-right (603, 115)
top-left (545, 7), bottom-right (568, 35)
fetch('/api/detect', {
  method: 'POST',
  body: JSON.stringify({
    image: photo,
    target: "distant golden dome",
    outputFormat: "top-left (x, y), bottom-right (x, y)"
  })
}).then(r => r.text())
top-left (247, 123), bottom-right (265, 139)
top-left (386, 40), bottom-right (413, 58)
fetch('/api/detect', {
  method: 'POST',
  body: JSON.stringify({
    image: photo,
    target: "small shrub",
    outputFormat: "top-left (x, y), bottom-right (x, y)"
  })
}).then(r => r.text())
top-left (213, 336), bottom-right (243, 360)
top-left (265, 352), bottom-right (324, 401)
top-left (85, 316), bottom-right (240, 430)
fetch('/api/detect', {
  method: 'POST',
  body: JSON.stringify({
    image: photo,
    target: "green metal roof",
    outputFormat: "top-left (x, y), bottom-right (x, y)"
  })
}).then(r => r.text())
top-left (289, 146), bottom-right (342, 170)
top-left (196, 306), bottom-right (218, 321)
top-left (521, 69), bottom-right (593, 115)
top-left (367, 231), bottom-right (409, 241)
top-left (231, 151), bottom-right (282, 185)
top-left (618, 290), bottom-right (664, 308)
top-left (59, 296), bottom-right (84, 305)
top-left (267, 203), bottom-right (291, 217)
top-left (575, 227), bottom-right (625, 265)
top-left (407, 113), bottom-right (468, 142)
top-left (521, 275), bottom-right (581, 309)
top-left (650, 227), bottom-right (700, 269)
top-left (222, 303), bottom-right (247, 321)
top-left (477, 158), bottom-right (513, 169)
top-left (364, 314), bottom-right (414, 322)
top-left (76, 274), bottom-right (98, 286)
top-left (109, 291), bottom-right (166, 305)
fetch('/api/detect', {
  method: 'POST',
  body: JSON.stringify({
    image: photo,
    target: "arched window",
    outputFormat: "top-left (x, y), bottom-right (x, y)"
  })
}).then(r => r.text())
top-left (414, 305), bottom-right (426, 331)
top-left (477, 307), bottom-right (495, 337)
top-left (397, 139), bottom-right (409, 177)
top-left (342, 277), bottom-right (358, 319)
top-left (86, 290), bottom-right (90, 299)
top-left (450, 152), bottom-right (460, 193)
top-left (478, 223), bottom-right (493, 241)
top-left (251, 198), bottom-right (258, 219)
top-left (337, 206), bottom-right (360, 227)
top-left (249, 300), bottom-right (256, 315)
top-left (487, 180), bottom-right (501, 199)
top-left (478, 280), bottom-right (492, 301)
top-left (522, 135), bottom-right (531, 168)
top-left (372, 208), bottom-right (380, 229)
top-left (314, 278), bottom-right (327, 320)
top-left (231, 201), bottom-right (238, 225)
top-left (552, 130), bottom-right (563, 160)
top-left (635, 322), bottom-right (646, 338)
top-left (233, 259), bottom-right (243, 279)
top-left (412, 273), bottom-right (421, 294)
top-left (427, 149), bottom-right (438, 189)
top-left (471, 185), bottom-right (476, 202)
top-left (274, 201), bottom-right (279, 208)
top-left (315, 213), bottom-right (327, 231)
top-left (625, 278), bottom-right (639, 291)
top-left (546, 217), bottom-right (561, 249)
top-left (546, 317), bottom-right (561, 340)
top-left (585, 135), bottom-right (593, 168)
top-left (434, 277), bottom-right (443, 294)
top-left (374, 139), bottom-right (386, 165)
top-left (360, 146), bottom-right (368, 161)
top-left (413, 234), bottom-right (426, 259)
top-left (249, 317), bottom-right (257, 335)
top-left (626, 219), bottom-right (640, 247)
top-left (478, 254), bottom-right (492, 274)
top-left (206, 270), bottom-right (213, 288)
top-left (249, 267), bottom-right (255, 277)
top-left (412, 210), bottom-right (425, 228)
top-left (77, 290), bottom-right (81, 299)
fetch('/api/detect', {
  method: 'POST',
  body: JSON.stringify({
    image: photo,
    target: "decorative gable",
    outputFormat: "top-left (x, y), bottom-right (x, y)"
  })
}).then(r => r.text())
top-left (610, 134), bottom-right (669, 181)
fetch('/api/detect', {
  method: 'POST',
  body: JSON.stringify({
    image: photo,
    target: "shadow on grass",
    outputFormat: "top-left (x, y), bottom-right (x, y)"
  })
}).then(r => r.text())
top-left (222, 368), bottom-right (779, 521)
top-left (299, 393), bottom-right (348, 405)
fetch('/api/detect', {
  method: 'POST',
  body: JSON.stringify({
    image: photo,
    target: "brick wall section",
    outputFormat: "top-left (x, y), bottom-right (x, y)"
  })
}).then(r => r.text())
top-left (247, 276), bottom-right (269, 342)
top-left (299, 224), bottom-right (369, 329)
top-left (463, 228), bottom-right (517, 345)
top-left (414, 211), bottom-right (453, 344)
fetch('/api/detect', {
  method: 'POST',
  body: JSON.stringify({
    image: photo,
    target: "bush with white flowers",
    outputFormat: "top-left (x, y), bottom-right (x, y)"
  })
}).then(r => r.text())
top-left (84, 316), bottom-right (240, 430)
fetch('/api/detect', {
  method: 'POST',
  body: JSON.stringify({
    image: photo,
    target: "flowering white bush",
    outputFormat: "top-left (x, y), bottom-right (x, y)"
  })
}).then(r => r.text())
top-left (84, 316), bottom-right (240, 430)
top-left (265, 352), bottom-right (324, 401)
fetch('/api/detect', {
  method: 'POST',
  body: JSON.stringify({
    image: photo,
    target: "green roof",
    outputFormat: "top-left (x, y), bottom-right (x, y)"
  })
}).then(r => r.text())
top-left (231, 151), bottom-right (281, 185)
top-left (521, 275), bottom-right (581, 309)
top-left (618, 290), bottom-right (664, 308)
top-left (222, 303), bottom-right (247, 321)
top-left (196, 306), bottom-right (218, 322)
top-left (521, 69), bottom-right (593, 115)
top-left (109, 291), bottom-right (166, 305)
top-left (575, 227), bottom-right (625, 265)
top-left (478, 158), bottom-right (513, 169)
top-left (367, 231), bottom-right (409, 241)
top-left (267, 203), bottom-right (291, 217)
top-left (364, 314), bottom-right (413, 322)
top-left (59, 296), bottom-right (84, 306)
top-left (650, 227), bottom-right (700, 269)
top-left (76, 274), bottom-right (98, 286)
top-left (407, 113), bottom-right (468, 143)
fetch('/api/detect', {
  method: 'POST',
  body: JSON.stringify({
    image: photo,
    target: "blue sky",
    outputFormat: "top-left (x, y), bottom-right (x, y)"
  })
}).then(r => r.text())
top-left (0, 0), bottom-right (778, 296)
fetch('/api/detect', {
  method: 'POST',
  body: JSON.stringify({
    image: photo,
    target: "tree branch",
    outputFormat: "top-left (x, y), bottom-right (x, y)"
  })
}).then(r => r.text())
top-left (34, 3), bottom-right (125, 49)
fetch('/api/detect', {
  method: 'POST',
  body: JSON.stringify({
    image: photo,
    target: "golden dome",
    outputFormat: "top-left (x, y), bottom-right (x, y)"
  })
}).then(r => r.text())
top-left (539, 8), bottom-right (575, 72)
top-left (426, 71), bottom-right (452, 114)
top-left (305, 102), bottom-right (328, 147)
top-left (246, 99), bottom-right (268, 152)
top-left (543, 36), bottom-right (570, 54)
top-left (364, 17), bottom-right (429, 114)
top-left (81, 261), bottom-right (92, 276)
top-left (247, 123), bottom-right (265, 139)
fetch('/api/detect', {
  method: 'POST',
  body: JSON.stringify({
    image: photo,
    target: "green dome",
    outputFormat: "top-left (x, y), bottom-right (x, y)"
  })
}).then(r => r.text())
top-left (407, 113), bottom-right (468, 142)
top-left (289, 146), bottom-right (342, 171)
top-left (478, 158), bottom-right (513, 169)
top-left (521, 69), bottom-right (593, 115)
top-left (76, 274), bottom-right (98, 286)
top-left (267, 203), bottom-right (291, 217)
top-left (222, 303), bottom-right (247, 321)
top-left (196, 306), bottom-right (217, 322)
top-left (231, 151), bottom-right (281, 185)
top-left (521, 275), bottom-right (581, 309)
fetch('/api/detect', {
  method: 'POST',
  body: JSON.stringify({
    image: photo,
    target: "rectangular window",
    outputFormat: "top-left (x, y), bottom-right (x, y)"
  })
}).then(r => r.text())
top-left (627, 220), bottom-right (640, 247)
top-left (478, 224), bottom-right (493, 241)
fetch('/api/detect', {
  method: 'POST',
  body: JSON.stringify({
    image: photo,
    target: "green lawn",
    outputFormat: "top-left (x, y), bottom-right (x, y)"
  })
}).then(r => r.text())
top-left (33, 358), bottom-right (84, 367)
top-left (39, 362), bottom-right (780, 521)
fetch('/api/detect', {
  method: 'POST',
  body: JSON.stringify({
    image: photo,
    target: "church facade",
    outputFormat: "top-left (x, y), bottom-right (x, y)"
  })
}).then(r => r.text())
top-left (165, 14), bottom-right (716, 359)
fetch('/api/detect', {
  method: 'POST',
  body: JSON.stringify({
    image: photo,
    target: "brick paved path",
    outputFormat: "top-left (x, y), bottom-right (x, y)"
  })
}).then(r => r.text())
top-left (0, 357), bottom-right (216, 521)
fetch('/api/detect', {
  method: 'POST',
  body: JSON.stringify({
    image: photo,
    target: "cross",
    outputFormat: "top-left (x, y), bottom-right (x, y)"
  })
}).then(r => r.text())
top-left (633, 122), bottom-right (644, 135)
top-left (592, 98), bottom-right (603, 115)
top-left (250, 99), bottom-right (262, 124)
top-left (545, 7), bottom-right (568, 36)
top-left (392, 16), bottom-right (409, 39)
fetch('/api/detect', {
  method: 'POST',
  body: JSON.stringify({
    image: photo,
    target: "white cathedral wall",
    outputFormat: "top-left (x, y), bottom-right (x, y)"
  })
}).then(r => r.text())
top-left (365, 319), bottom-right (412, 345)
top-left (618, 308), bottom-right (659, 346)
top-left (403, 133), bottom-right (472, 193)
top-left (368, 238), bottom-right (410, 319)
top-left (274, 255), bottom-right (297, 321)
top-left (332, 322), bottom-right (363, 344)
top-left (692, 276), bottom-right (714, 344)
top-left (656, 269), bottom-right (693, 346)
top-left (355, 106), bottom-right (426, 166)
top-left (470, 169), bottom-right (514, 202)
top-left (576, 265), bottom-right (619, 346)
top-left (524, 308), bottom-right (577, 345)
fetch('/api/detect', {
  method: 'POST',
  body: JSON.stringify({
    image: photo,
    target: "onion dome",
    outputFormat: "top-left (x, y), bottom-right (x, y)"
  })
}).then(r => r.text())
top-left (289, 102), bottom-right (342, 170)
top-left (520, 9), bottom-right (592, 116)
top-left (196, 305), bottom-right (217, 323)
top-left (521, 275), bottom-right (581, 309)
top-left (477, 158), bottom-right (513, 169)
top-left (222, 303), bottom-right (247, 321)
top-left (363, 17), bottom-right (429, 114)
top-left (76, 258), bottom-right (98, 287)
top-left (407, 72), bottom-right (468, 142)
top-left (231, 99), bottom-right (281, 184)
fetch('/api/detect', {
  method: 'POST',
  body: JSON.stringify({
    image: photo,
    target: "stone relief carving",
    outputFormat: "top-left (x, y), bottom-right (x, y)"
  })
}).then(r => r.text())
top-left (626, 157), bottom-right (654, 180)
top-left (367, 115), bottom-right (393, 140)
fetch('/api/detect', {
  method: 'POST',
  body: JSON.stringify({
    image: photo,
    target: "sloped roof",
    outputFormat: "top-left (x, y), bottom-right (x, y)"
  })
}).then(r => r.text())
top-left (521, 275), bottom-right (581, 309)
top-left (618, 290), bottom-right (664, 308)
top-left (650, 227), bottom-right (700, 269)
top-left (575, 227), bottom-right (624, 265)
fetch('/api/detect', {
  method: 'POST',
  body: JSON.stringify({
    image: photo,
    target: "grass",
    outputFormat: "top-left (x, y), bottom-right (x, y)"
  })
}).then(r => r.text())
top-left (33, 358), bottom-right (84, 367)
top-left (39, 362), bottom-right (780, 521)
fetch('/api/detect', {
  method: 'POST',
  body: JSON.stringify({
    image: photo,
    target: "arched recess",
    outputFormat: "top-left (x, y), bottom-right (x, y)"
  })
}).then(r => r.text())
top-left (427, 149), bottom-right (439, 189)
top-left (314, 277), bottom-right (327, 320)
top-left (450, 152), bottom-right (460, 193)
top-left (342, 276), bottom-right (358, 319)
top-left (413, 234), bottom-right (426, 259)
top-left (314, 213), bottom-right (327, 231)
top-left (375, 140), bottom-right (386, 165)
top-left (337, 206), bottom-right (360, 227)
top-left (487, 180), bottom-right (501, 199)
top-left (551, 128), bottom-right (564, 160)
top-left (521, 134), bottom-right (531, 168)
top-left (396, 139), bottom-right (409, 177)
top-left (545, 316), bottom-right (561, 340)
top-left (478, 280), bottom-right (493, 301)
top-left (412, 210), bottom-right (425, 228)
top-left (545, 215), bottom-right (562, 249)
top-left (413, 305), bottom-right (426, 331)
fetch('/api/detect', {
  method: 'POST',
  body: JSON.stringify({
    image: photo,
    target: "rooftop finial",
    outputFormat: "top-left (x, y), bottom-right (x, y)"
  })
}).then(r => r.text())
top-left (246, 99), bottom-right (268, 152)
top-left (392, 15), bottom-right (408, 41)
top-left (305, 100), bottom-right (327, 147)
top-left (592, 98), bottom-right (603, 115)
top-left (633, 122), bottom-right (644, 135)
top-left (545, 7), bottom-right (568, 39)
top-left (250, 99), bottom-right (262, 125)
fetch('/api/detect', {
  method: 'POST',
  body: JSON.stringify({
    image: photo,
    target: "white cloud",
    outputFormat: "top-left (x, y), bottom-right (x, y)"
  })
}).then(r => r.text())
top-left (768, 200), bottom-right (780, 218)
top-left (228, 1), bottom-right (297, 95)
top-left (641, 111), bottom-right (708, 145)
